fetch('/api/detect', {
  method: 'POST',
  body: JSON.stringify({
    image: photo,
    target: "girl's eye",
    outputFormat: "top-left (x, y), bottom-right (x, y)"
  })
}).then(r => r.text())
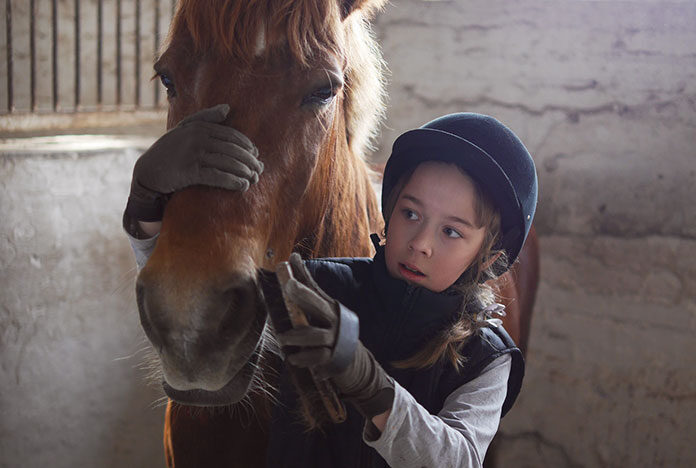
top-left (159, 74), bottom-right (176, 98)
top-left (402, 209), bottom-right (418, 221)
top-left (443, 227), bottom-right (462, 239)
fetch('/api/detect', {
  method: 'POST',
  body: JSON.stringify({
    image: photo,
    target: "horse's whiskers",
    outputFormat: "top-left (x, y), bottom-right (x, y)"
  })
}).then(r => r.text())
top-left (137, 345), bottom-right (165, 387)
top-left (246, 351), bottom-right (279, 406)
top-left (248, 368), bottom-right (278, 406)
top-left (110, 267), bottom-right (140, 297)
top-left (223, 394), bottom-right (255, 426)
top-left (150, 395), bottom-right (170, 410)
top-left (112, 345), bottom-right (151, 362)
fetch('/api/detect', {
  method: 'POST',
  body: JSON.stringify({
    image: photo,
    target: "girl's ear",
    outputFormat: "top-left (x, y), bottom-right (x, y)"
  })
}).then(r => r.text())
top-left (481, 252), bottom-right (502, 272)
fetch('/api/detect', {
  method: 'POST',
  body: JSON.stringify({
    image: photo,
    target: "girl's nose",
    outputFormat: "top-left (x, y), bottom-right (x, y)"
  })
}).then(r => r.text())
top-left (408, 228), bottom-right (433, 257)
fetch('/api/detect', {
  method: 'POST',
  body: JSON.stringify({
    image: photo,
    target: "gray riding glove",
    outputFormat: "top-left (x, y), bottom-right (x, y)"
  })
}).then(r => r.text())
top-left (276, 253), bottom-right (395, 419)
top-left (125, 104), bottom-right (263, 221)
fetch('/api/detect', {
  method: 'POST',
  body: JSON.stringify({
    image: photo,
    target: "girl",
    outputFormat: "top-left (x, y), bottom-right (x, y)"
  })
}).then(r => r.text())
top-left (123, 110), bottom-right (537, 468)
top-left (265, 112), bottom-right (537, 468)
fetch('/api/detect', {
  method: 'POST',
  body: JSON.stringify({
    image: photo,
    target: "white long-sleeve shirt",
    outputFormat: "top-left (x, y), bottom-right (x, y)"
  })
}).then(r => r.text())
top-left (366, 356), bottom-right (510, 468)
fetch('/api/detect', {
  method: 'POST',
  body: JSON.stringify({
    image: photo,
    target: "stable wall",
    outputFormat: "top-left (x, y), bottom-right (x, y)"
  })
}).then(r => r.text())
top-left (0, 136), bottom-right (165, 468)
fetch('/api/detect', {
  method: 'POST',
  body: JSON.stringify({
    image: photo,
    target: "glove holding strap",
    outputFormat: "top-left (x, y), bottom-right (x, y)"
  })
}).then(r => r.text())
top-left (276, 253), bottom-right (395, 419)
top-left (125, 104), bottom-right (264, 221)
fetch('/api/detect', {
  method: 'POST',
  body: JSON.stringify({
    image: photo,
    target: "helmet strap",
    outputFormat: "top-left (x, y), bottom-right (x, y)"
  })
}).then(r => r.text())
top-left (499, 226), bottom-right (521, 258)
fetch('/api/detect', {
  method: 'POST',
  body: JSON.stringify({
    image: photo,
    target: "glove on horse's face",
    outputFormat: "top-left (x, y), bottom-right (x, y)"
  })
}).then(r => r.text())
top-left (126, 105), bottom-right (263, 223)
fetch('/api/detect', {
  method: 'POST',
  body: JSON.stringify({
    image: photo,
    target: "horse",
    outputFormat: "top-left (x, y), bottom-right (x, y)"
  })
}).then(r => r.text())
top-left (134, 1), bottom-right (540, 466)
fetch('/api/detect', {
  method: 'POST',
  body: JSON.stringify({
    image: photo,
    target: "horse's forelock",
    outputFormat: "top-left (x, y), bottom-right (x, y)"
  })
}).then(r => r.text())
top-left (167, 0), bottom-right (386, 161)
top-left (170, 0), bottom-right (343, 65)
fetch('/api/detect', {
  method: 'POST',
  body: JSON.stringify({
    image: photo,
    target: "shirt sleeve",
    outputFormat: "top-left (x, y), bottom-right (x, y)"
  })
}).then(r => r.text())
top-left (363, 353), bottom-right (512, 468)
top-left (127, 233), bottom-right (158, 271)
top-left (122, 213), bottom-right (158, 271)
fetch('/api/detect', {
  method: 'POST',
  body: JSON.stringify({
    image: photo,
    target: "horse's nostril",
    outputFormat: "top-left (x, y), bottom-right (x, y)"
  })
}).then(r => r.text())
top-left (218, 280), bottom-right (258, 335)
top-left (136, 281), bottom-right (163, 349)
top-left (136, 282), bottom-right (145, 313)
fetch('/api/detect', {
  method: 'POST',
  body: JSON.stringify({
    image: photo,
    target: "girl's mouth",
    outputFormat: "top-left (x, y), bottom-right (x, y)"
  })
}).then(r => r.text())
top-left (399, 262), bottom-right (426, 280)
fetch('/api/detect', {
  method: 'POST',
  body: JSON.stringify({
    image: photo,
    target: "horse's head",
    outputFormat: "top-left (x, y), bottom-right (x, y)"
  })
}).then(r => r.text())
top-left (136, 0), bottom-right (385, 406)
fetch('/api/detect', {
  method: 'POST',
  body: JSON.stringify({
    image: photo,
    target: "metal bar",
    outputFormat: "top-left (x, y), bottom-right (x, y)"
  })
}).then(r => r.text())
top-left (52, 0), bottom-right (58, 110)
top-left (135, 0), bottom-right (140, 107)
top-left (30, 0), bottom-right (36, 110)
top-left (74, 0), bottom-right (80, 109)
top-left (97, 0), bottom-right (102, 105)
top-left (116, 0), bottom-right (121, 106)
top-left (154, 0), bottom-right (159, 107)
top-left (4, 0), bottom-right (174, 115)
top-left (6, 0), bottom-right (13, 112)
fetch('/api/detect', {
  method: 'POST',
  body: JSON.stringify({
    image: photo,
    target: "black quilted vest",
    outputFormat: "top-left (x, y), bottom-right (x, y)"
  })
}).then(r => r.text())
top-left (266, 247), bottom-right (524, 468)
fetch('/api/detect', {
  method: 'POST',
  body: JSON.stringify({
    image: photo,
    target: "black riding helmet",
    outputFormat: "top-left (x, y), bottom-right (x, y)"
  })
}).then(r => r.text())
top-left (381, 113), bottom-right (538, 268)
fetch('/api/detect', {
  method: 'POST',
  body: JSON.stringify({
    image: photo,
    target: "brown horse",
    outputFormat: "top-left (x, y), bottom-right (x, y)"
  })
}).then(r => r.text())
top-left (135, 1), bottom-right (539, 466)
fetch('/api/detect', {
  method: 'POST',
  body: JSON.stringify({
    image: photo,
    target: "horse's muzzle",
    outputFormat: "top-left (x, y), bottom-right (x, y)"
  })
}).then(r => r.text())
top-left (136, 270), bottom-right (269, 404)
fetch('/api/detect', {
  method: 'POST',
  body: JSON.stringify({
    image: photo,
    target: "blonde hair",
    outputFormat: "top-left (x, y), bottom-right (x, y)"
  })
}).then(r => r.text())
top-left (382, 163), bottom-right (508, 371)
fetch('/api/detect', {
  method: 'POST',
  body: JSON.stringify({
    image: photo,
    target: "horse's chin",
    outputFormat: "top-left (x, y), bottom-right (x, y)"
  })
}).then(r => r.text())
top-left (159, 300), bottom-right (272, 407)
top-left (162, 349), bottom-right (263, 407)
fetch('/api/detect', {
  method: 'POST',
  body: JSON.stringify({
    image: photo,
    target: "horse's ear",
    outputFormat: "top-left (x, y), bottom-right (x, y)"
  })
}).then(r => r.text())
top-left (341, 0), bottom-right (387, 20)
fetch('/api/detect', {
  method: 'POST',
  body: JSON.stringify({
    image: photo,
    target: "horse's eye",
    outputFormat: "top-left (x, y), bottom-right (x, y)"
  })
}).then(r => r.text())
top-left (159, 74), bottom-right (176, 98)
top-left (313, 87), bottom-right (335, 101)
top-left (303, 86), bottom-right (337, 106)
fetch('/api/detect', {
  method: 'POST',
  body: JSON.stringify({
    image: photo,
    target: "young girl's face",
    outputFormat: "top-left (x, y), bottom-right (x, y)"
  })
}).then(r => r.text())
top-left (385, 162), bottom-right (487, 293)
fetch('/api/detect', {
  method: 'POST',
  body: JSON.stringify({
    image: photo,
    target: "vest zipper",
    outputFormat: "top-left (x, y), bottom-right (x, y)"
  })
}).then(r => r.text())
top-left (390, 284), bottom-right (418, 355)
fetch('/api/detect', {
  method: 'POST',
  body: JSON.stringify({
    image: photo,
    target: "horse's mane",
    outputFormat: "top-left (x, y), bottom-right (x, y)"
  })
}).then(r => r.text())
top-left (168, 0), bottom-right (387, 159)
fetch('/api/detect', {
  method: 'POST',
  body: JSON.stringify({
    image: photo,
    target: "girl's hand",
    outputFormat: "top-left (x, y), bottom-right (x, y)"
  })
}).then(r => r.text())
top-left (276, 253), bottom-right (395, 420)
top-left (125, 104), bottom-right (264, 222)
